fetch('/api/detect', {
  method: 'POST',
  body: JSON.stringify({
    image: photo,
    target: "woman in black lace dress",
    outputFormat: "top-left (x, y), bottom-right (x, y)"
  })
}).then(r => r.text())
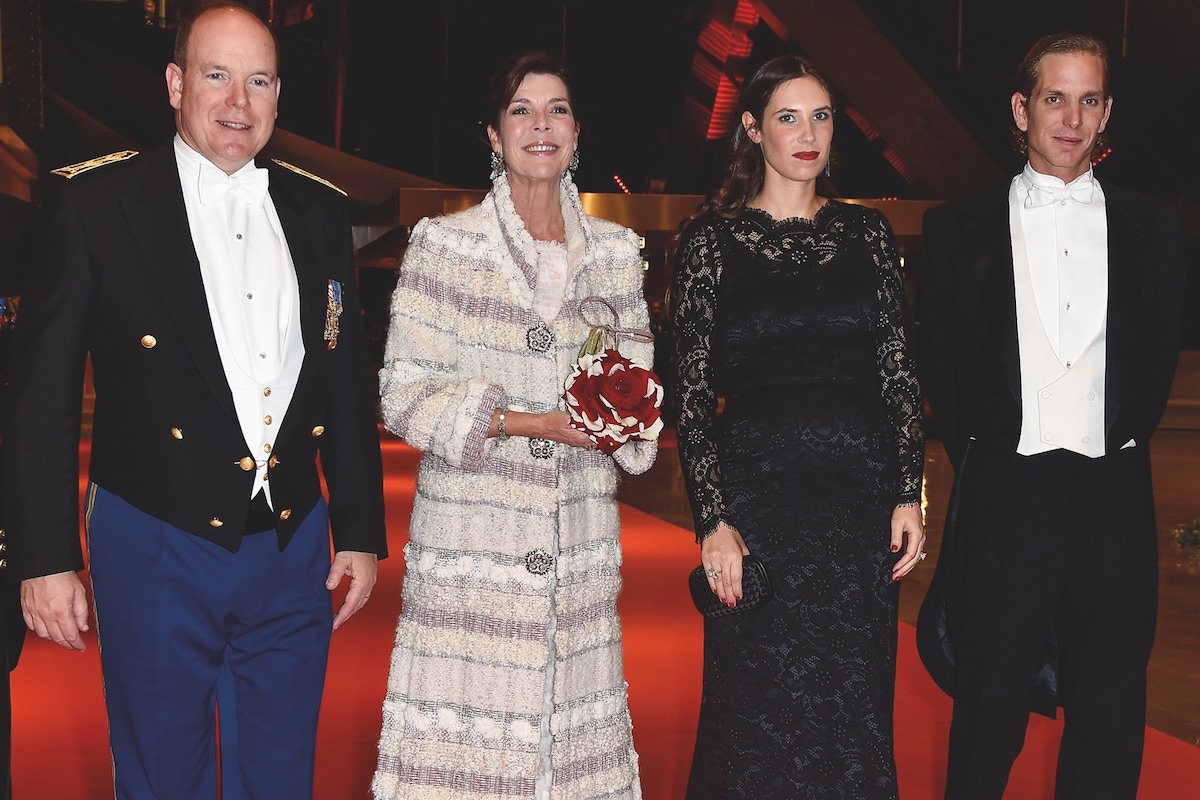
top-left (671, 56), bottom-right (925, 799)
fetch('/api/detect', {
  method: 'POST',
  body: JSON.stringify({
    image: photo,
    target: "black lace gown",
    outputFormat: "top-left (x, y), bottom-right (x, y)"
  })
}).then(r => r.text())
top-left (671, 203), bottom-right (923, 799)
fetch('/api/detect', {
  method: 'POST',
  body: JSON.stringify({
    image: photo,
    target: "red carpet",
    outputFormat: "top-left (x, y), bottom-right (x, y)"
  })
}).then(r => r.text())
top-left (11, 435), bottom-right (1200, 797)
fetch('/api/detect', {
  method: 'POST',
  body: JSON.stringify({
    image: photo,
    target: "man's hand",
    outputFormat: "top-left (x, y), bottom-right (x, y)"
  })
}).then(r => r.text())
top-left (22, 572), bottom-right (90, 652)
top-left (326, 550), bottom-right (378, 630)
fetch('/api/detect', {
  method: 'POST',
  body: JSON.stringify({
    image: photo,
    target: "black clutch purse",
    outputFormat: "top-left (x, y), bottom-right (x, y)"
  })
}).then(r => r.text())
top-left (688, 554), bottom-right (773, 618)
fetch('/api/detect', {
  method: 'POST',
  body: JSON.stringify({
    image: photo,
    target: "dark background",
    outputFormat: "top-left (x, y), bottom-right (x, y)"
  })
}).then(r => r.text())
top-left (39, 0), bottom-right (1200, 204)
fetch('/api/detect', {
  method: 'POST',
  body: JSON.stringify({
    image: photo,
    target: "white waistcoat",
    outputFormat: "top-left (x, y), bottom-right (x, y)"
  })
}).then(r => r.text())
top-left (1011, 196), bottom-right (1106, 458)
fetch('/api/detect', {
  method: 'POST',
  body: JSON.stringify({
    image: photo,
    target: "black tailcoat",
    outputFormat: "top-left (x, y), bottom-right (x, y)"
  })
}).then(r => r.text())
top-left (916, 178), bottom-right (1185, 714)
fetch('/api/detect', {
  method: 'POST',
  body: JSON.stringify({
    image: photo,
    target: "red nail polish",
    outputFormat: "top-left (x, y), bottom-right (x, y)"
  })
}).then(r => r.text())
top-left (890, 545), bottom-right (900, 552)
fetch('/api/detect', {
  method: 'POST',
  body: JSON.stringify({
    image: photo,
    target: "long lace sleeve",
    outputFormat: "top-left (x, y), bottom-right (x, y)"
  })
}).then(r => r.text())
top-left (869, 210), bottom-right (925, 504)
top-left (671, 216), bottom-right (727, 541)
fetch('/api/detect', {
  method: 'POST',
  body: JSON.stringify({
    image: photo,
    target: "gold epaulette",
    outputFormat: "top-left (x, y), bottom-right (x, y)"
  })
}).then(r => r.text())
top-left (51, 150), bottom-right (139, 179)
top-left (271, 159), bottom-right (346, 196)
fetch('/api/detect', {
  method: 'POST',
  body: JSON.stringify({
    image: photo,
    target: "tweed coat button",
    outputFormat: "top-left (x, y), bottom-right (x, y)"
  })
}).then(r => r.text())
top-left (171, 427), bottom-right (184, 439)
top-left (311, 425), bottom-right (325, 437)
top-left (526, 324), bottom-right (554, 353)
top-left (209, 518), bottom-right (224, 528)
top-left (279, 509), bottom-right (292, 521)
top-left (524, 549), bottom-right (554, 575)
top-left (140, 334), bottom-right (157, 349)
top-left (238, 457), bottom-right (255, 471)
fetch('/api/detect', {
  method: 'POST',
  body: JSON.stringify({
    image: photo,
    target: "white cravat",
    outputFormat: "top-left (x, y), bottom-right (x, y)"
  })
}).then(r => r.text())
top-left (197, 162), bottom-right (270, 207)
top-left (1023, 172), bottom-right (1095, 209)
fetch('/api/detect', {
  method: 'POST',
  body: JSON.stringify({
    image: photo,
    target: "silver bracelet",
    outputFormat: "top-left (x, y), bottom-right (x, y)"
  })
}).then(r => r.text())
top-left (496, 409), bottom-right (508, 440)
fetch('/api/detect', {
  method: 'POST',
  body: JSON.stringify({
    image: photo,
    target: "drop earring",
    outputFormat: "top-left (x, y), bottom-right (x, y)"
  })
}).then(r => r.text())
top-left (490, 151), bottom-right (504, 179)
top-left (825, 158), bottom-right (832, 178)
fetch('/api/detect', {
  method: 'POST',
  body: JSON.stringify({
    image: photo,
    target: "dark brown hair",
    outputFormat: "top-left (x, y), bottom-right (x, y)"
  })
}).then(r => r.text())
top-left (174, 1), bottom-right (277, 72)
top-left (485, 50), bottom-right (575, 131)
top-left (1012, 33), bottom-right (1111, 159)
top-left (702, 55), bottom-right (834, 219)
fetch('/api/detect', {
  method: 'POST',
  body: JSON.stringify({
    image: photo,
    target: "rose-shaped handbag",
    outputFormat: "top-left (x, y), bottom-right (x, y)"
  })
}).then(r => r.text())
top-left (562, 297), bottom-right (664, 454)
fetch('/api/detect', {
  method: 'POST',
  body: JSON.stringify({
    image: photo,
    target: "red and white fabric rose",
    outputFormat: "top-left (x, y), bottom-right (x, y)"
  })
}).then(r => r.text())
top-left (563, 348), bottom-right (664, 455)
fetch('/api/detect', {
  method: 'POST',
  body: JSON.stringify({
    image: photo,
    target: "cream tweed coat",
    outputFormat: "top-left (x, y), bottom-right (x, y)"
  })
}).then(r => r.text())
top-left (373, 171), bottom-right (655, 800)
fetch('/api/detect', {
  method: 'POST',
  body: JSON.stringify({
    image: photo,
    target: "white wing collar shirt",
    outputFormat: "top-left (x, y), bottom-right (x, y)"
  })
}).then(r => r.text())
top-left (1010, 163), bottom-right (1109, 457)
top-left (1016, 163), bottom-right (1108, 363)
top-left (175, 135), bottom-right (305, 505)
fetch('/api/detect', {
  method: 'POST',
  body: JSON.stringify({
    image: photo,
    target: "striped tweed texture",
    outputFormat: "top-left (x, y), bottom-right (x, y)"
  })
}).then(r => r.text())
top-left (373, 171), bottom-right (655, 800)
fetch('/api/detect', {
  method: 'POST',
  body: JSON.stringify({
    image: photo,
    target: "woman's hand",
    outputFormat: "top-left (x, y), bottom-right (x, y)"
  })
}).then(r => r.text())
top-left (491, 409), bottom-right (594, 449)
top-left (700, 522), bottom-right (750, 608)
top-left (890, 503), bottom-right (926, 581)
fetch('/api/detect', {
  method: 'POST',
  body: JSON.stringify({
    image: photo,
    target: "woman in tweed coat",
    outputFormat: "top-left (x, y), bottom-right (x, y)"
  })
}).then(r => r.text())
top-left (372, 51), bottom-right (655, 800)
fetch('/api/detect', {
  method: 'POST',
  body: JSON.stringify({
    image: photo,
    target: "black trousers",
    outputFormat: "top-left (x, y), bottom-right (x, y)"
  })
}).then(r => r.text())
top-left (944, 445), bottom-right (1158, 800)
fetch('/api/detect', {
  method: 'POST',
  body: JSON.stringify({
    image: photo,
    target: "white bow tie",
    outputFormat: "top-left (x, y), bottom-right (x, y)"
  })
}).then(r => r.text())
top-left (198, 164), bottom-right (270, 206)
top-left (1024, 176), bottom-right (1094, 209)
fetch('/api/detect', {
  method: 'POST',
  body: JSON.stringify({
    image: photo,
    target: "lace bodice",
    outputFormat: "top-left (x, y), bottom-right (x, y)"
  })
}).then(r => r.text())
top-left (671, 203), bottom-right (924, 541)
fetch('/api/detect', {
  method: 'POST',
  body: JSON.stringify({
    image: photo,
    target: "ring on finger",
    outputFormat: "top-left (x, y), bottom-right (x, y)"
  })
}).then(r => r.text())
top-left (706, 567), bottom-right (720, 578)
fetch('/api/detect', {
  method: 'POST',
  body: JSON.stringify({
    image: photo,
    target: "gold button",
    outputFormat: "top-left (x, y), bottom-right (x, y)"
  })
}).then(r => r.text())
top-left (263, 387), bottom-right (272, 397)
top-left (263, 415), bottom-right (272, 425)
top-left (268, 455), bottom-right (279, 468)
top-left (0, 559), bottom-right (6, 569)
top-left (0, 543), bottom-right (7, 553)
top-left (171, 427), bottom-right (184, 439)
top-left (263, 443), bottom-right (272, 453)
top-left (140, 335), bottom-right (157, 349)
top-left (209, 518), bottom-right (224, 528)
top-left (279, 509), bottom-right (292, 520)
top-left (238, 456), bottom-right (255, 471)
top-left (0, 528), bottom-right (6, 539)
top-left (311, 425), bottom-right (325, 437)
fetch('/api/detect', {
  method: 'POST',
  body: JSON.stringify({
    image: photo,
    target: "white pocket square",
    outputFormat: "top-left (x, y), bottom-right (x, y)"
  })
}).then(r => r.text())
top-left (1120, 439), bottom-right (1136, 450)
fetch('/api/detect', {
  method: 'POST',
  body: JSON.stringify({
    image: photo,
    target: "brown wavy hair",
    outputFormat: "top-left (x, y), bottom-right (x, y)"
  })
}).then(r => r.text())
top-left (1012, 33), bottom-right (1111, 161)
top-left (485, 50), bottom-right (575, 131)
top-left (700, 55), bottom-right (834, 220)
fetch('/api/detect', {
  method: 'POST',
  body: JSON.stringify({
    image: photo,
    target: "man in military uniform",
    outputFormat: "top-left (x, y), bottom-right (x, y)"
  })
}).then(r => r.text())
top-left (3, 3), bottom-right (386, 797)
